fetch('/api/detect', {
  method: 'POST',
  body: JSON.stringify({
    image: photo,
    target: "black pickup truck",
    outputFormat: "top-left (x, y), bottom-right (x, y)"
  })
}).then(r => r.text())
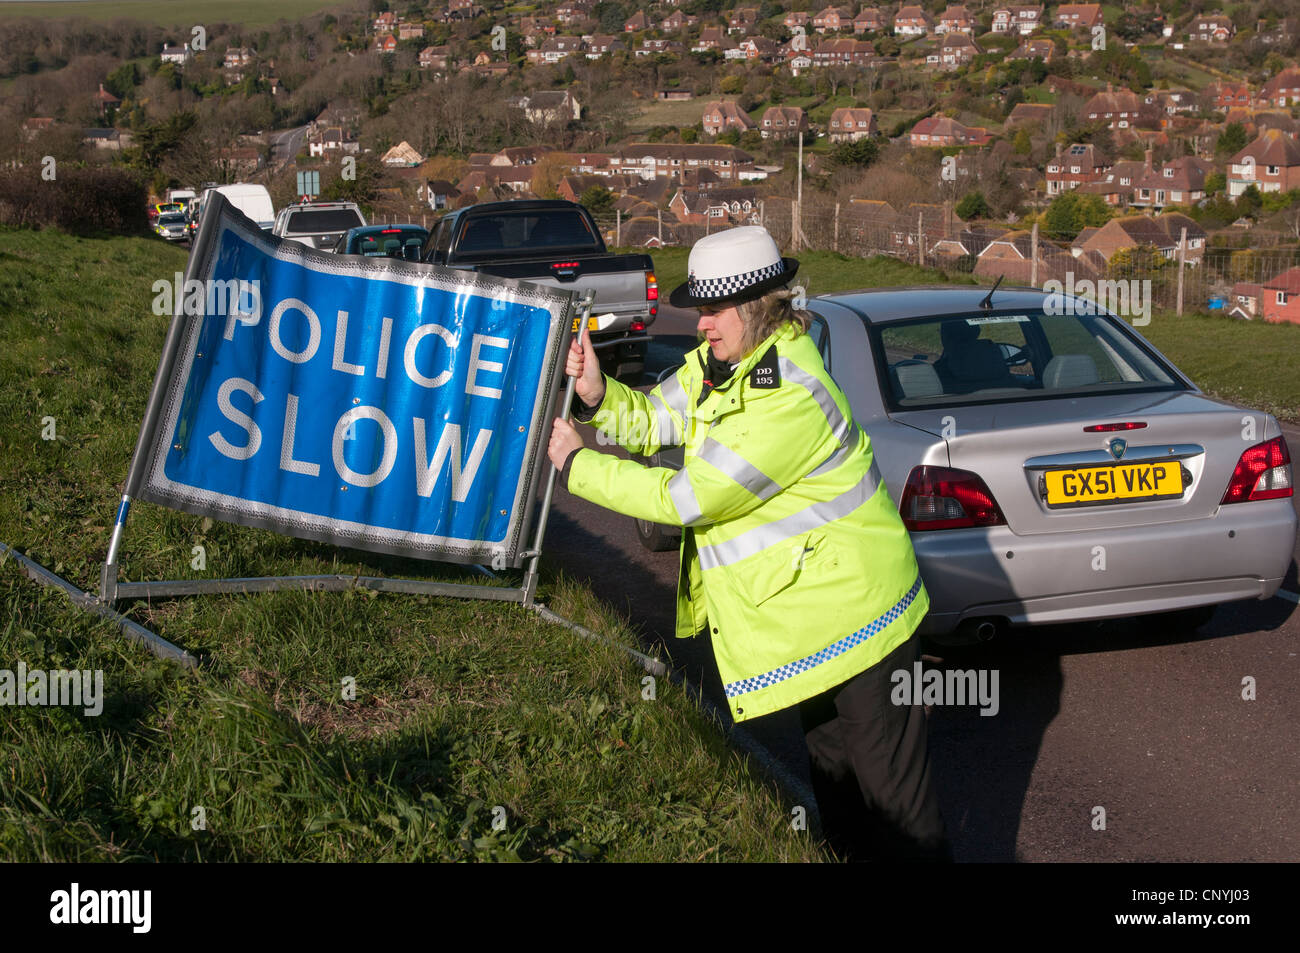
top-left (422, 199), bottom-right (657, 380)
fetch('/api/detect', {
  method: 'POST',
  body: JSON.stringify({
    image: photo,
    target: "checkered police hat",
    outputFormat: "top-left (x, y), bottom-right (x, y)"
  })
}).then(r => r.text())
top-left (668, 225), bottom-right (799, 309)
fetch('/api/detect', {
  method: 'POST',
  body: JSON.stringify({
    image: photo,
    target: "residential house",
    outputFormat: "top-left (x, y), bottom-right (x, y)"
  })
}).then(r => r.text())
top-left (307, 126), bottom-right (359, 158)
top-left (727, 7), bottom-right (759, 34)
top-left (934, 33), bottom-right (981, 70)
top-left (555, 1), bottom-right (592, 25)
top-left (656, 88), bottom-right (694, 101)
top-left (1257, 68), bottom-right (1300, 108)
top-left (1006, 102), bottom-right (1056, 129)
top-left (419, 180), bottom-right (459, 211)
top-left (828, 107), bottom-right (878, 141)
top-left (611, 144), bottom-right (755, 182)
top-left (1129, 152), bottom-right (1214, 210)
top-left (662, 11), bottom-right (698, 30)
top-left (760, 106), bottom-right (808, 140)
top-left (813, 6), bottom-right (854, 33)
top-left (669, 186), bottom-right (760, 225)
top-left (932, 225), bottom-right (1010, 259)
top-left (374, 35), bottom-right (398, 54)
top-left (223, 47), bottom-right (254, 69)
top-left (160, 43), bottom-right (194, 66)
top-left (1229, 282), bottom-right (1260, 319)
top-left (93, 84), bottom-right (120, 117)
top-left (935, 5), bottom-right (976, 35)
top-left (399, 22), bottom-right (425, 40)
top-left (895, 202), bottom-right (964, 256)
top-left (1052, 4), bottom-right (1102, 30)
top-left (445, 0), bottom-right (482, 19)
top-left (1211, 82), bottom-right (1252, 110)
top-left (585, 35), bottom-right (625, 57)
top-left (992, 5), bottom-right (1043, 35)
top-left (1187, 15), bottom-right (1234, 43)
top-left (526, 36), bottom-right (583, 64)
top-left (894, 6), bottom-right (934, 36)
top-left (739, 37), bottom-right (781, 62)
top-left (381, 141), bottom-right (425, 167)
top-left (1083, 84), bottom-right (1141, 130)
top-left (1259, 268), bottom-right (1300, 324)
top-left (784, 11), bottom-right (810, 29)
top-left (1076, 159), bottom-right (1145, 207)
top-left (373, 11), bottom-right (397, 32)
top-left (1227, 129), bottom-right (1300, 196)
top-left (1046, 143), bottom-right (1108, 195)
top-left (21, 117), bottom-right (54, 140)
top-left (812, 38), bottom-right (877, 67)
top-left (693, 27), bottom-right (725, 52)
top-left (975, 230), bottom-right (1094, 284)
top-left (624, 11), bottom-right (648, 32)
top-left (510, 91), bottom-right (582, 124)
top-left (854, 8), bottom-right (886, 33)
top-left (909, 115), bottom-right (991, 147)
top-left (82, 128), bottom-right (123, 151)
top-left (419, 46), bottom-right (451, 70)
top-left (1074, 213), bottom-right (1207, 266)
top-left (702, 101), bottom-right (756, 136)
top-left (1009, 37), bottom-right (1056, 61)
top-left (638, 38), bottom-right (682, 56)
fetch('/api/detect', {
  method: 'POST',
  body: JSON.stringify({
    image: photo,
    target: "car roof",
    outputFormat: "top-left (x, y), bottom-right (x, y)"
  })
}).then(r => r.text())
top-left (346, 224), bottom-right (426, 235)
top-left (814, 285), bottom-right (1061, 324)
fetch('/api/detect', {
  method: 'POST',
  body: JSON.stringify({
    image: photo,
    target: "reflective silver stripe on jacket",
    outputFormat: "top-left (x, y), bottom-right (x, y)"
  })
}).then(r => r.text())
top-left (656, 372), bottom-right (689, 446)
top-left (647, 394), bottom-right (676, 448)
top-left (696, 459), bottom-right (883, 571)
top-left (668, 468), bottom-right (705, 525)
top-left (696, 437), bottom-right (782, 502)
top-left (779, 357), bottom-right (850, 445)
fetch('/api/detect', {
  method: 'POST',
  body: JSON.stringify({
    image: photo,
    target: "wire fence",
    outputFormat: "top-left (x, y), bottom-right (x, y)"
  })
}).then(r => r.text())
top-left (368, 187), bottom-right (1300, 321)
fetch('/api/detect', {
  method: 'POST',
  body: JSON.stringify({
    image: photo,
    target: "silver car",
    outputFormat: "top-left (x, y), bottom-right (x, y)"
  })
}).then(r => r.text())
top-left (636, 286), bottom-right (1296, 643)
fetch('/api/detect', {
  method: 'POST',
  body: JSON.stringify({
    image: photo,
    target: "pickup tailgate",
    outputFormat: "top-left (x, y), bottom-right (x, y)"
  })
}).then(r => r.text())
top-left (468, 254), bottom-right (655, 332)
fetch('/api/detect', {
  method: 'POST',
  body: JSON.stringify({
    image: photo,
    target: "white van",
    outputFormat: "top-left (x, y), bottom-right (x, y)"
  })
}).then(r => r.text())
top-left (197, 183), bottom-right (275, 232)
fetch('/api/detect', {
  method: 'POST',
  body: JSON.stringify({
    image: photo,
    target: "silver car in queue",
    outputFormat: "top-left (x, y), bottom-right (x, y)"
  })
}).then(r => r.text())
top-left (635, 285), bottom-right (1297, 644)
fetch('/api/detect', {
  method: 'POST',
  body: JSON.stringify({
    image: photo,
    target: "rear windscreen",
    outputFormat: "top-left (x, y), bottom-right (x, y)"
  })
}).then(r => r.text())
top-left (286, 209), bottom-right (364, 233)
top-left (354, 229), bottom-right (428, 257)
top-left (454, 210), bottom-right (600, 255)
top-left (875, 310), bottom-right (1182, 408)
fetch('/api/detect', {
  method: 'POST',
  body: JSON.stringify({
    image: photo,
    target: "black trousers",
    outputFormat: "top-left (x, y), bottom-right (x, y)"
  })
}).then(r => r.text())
top-left (798, 631), bottom-right (951, 862)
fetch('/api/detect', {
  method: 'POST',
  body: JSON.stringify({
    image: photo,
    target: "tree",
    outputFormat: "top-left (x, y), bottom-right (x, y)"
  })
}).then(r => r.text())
top-left (1204, 171), bottom-right (1226, 195)
top-left (955, 191), bottom-right (989, 220)
top-left (720, 74), bottom-right (745, 94)
top-left (1042, 190), bottom-right (1110, 240)
top-left (1236, 184), bottom-right (1262, 216)
top-left (1108, 245), bottom-right (1171, 275)
top-left (1012, 128), bottom-right (1032, 155)
top-left (831, 137), bottom-right (879, 168)
top-left (1215, 122), bottom-right (1248, 157)
top-left (580, 184), bottom-right (615, 216)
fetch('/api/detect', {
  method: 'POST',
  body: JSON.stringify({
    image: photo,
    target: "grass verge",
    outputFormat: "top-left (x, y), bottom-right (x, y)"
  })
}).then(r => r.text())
top-left (0, 227), bottom-right (824, 861)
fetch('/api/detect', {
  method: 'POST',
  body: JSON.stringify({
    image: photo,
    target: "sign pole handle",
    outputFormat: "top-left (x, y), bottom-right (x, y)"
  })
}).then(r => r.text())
top-left (521, 290), bottom-right (594, 607)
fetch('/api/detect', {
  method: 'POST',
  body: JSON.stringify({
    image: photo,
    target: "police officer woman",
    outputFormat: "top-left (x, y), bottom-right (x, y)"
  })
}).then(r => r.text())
top-left (546, 226), bottom-right (950, 862)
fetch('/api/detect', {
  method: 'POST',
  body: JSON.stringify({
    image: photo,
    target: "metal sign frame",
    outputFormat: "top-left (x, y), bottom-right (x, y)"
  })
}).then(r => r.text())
top-left (98, 195), bottom-right (592, 615)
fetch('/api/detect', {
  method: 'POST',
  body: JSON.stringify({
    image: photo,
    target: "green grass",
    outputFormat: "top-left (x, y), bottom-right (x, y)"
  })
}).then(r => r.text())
top-left (0, 228), bottom-right (826, 862)
top-left (0, 0), bottom-right (343, 26)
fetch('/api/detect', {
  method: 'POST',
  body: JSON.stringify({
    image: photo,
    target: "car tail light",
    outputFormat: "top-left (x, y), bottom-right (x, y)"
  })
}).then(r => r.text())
top-left (1083, 422), bottom-right (1148, 432)
top-left (899, 466), bottom-right (1006, 531)
top-left (646, 271), bottom-right (658, 301)
top-left (1221, 437), bottom-right (1292, 504)
top-left (631, 320), bottom-right (646, 332)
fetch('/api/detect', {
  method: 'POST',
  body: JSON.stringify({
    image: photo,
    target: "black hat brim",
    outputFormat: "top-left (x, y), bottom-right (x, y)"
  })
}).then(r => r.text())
top-left (668, 258), bottom-right (799, 309)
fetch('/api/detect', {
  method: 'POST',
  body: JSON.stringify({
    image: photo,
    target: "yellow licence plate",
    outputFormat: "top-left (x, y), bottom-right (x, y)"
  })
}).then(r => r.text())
top-left (1044, 462), bottom-right (1183, 507)
top-left (571, 316), bottom-right (599, 332)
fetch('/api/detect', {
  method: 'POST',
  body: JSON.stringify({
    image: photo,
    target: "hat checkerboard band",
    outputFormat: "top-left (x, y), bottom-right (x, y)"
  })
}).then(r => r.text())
top-left (687, 259), bottom-right (784, 300)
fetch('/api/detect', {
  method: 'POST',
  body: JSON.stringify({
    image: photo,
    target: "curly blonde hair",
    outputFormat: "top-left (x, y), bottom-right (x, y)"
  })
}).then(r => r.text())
top-left (735, 287), bottom-right (812, 357)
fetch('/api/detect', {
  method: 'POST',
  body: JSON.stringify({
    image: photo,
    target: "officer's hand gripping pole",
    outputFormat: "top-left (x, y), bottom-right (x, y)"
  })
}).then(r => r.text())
top-left (520, 290), bottom-right (595, 606)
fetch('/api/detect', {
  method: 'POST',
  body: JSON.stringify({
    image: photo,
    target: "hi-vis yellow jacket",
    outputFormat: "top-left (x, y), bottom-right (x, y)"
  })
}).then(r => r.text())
top-left (567, 321), bottom-right (929, 722)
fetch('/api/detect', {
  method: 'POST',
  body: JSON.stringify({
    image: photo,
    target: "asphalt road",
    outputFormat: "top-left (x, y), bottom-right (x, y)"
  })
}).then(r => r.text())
top-left (541, 302), bottom-right (1300, 862)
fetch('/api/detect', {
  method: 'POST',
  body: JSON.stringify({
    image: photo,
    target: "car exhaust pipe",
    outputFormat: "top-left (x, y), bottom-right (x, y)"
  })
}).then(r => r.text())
top-left (955, 617), bottom-right (1002, 643)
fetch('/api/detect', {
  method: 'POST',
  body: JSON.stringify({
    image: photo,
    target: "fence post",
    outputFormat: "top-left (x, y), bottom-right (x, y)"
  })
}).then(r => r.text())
top-left (917, 211), bottom-right (924, 265)
top-left (1176, 226), bottom-right (1187, 316)
top-left (616, 208), bottom-right (621, 246)
top-left (1031, 221), bottom-right (1039, 287)
top-left (834, 202), bottom-right (840, 253)
top-left (657, 207), bottom-right (662, 245)
top-left (759, 199), bottom-right (764, 228)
